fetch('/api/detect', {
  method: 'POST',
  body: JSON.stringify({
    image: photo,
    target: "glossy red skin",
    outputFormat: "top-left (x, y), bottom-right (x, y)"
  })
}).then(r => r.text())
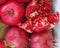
top-left (16, 0), bottom-right (31, 3)
top-left (0, 0), bottom-right (7, 5)
top-left (18, 20), bottom-right (33, 33)
top-left (5, 27), bottom-right (28, 48)
top-left (30, 31), bottom-right (53, 48)
top-left (26, 0), bottom-right (51, 20)
top-left (47, 12), bottom-right (59, 28)
top-left (0, 1), bottom-right (24, 26)
top-left (33, 16), bottom-right (50, 32)
top-left (0, 41), bottom-right (10, 48)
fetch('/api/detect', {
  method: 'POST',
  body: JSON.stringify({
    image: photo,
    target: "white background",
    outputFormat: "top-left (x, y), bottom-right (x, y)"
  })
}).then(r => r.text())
top-left (53, 0), bottom-right (60, 48)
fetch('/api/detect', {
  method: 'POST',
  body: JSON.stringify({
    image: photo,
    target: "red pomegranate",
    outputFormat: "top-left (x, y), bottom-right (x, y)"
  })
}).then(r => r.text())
top-left (18, 20), bottom-right (33, 33)
top-left (0, 1), bottom-right (24, 26)
top-left (30, 31), bottom-right (53, 48)
top-left (26, 0), bottom-right (52, 20)
top-left (4, 27), bottom-right (28, 48)
top-left (33, 16), bottom-right (50, 32)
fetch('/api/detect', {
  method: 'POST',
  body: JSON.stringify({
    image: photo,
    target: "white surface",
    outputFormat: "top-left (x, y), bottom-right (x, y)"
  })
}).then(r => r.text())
top-left (53, 0), bottom-right (60, 48)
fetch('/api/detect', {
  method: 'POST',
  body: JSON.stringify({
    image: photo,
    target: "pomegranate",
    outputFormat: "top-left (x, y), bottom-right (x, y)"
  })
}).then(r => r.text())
top-left (47, 12), bottom-right (59, 28)
top-left (18, 20), bottom-right (33, 33)
top-left (0, 41), bottom-right (10, 48)
top-left (33, 16), bottom-right (50, 32)
top-left (26, 0), bottom-right (52, 20)
top-left (0, 0), bottom-right (7, 5)
top-left (16, 0), bottom-right (31, 3)
top-left (5, 27), bottom-right (28, 48)
top-left (18, 12), bottom-right (59, 33)
top-left (0, 1), bottom-right (24, 26)
top-left (30, 31), bottom-right (53, 48)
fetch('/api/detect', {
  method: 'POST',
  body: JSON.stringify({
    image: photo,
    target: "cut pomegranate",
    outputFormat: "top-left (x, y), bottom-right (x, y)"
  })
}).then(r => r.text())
top-left (26, 0), bottom-right (52, 20)
top-left (33, 16), bottom-right (50, 32)
top-left (47, 12), bottom-right (59, 28)
top-left (18, 20), bottom-right (33, 33)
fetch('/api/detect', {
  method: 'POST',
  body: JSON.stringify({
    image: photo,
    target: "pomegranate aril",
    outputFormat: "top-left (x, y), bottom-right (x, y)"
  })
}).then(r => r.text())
top-left (47, 12), bottom-right (59, 28)
top-left (26, 0), bottom-right (52, 20)
top-left (18, 20), bottom-right (33, 33)
top-left (33, 16), bottom-right (50, 32)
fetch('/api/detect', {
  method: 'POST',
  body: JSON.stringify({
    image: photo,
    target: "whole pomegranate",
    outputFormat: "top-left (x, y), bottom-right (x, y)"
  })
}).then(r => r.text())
top-left (0, 0), bottom-right (7, 5)
top-left (4, 27), bottom-right (28, 48)
top-left (0, 1), bottom-right (24, 26)
top-left (26, 0), bottom-right (52, 20)
top-left (30, 31), bottom-right (53, 48)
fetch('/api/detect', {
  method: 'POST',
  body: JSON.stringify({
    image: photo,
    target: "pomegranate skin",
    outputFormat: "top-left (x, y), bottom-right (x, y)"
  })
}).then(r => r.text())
top-left (5, 27), bottom-right (28, 48)
top-left (16, 0), bottom-right (31, 3)
top-left (0, 1), bottom-right (24, 26)
top-left (30, 31), bottom-right (53, 48)
top-left (0, 0), bottom-right (7, 5)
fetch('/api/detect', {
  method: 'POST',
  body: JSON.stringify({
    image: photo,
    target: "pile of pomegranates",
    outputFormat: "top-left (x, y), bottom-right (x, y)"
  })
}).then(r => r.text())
top-left (0, 0), bottom-right (59, 48)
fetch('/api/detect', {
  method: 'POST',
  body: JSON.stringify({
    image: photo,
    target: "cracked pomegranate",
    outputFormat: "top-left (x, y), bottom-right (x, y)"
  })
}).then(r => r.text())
top-left (47, 12), bottom-right (59, 28)
top-left (33, 16), bottom-right (50, 32)
top-left (26, 0), bottom-right (52, 20)
top-left (18, 20), bottom-right (33, 33)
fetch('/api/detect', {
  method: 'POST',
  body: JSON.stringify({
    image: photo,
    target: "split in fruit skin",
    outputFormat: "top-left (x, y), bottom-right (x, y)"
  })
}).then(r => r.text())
top-left (26, 0), bottom-right (52, 20)
top-left (18, 12), bottom-right (59, 33)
